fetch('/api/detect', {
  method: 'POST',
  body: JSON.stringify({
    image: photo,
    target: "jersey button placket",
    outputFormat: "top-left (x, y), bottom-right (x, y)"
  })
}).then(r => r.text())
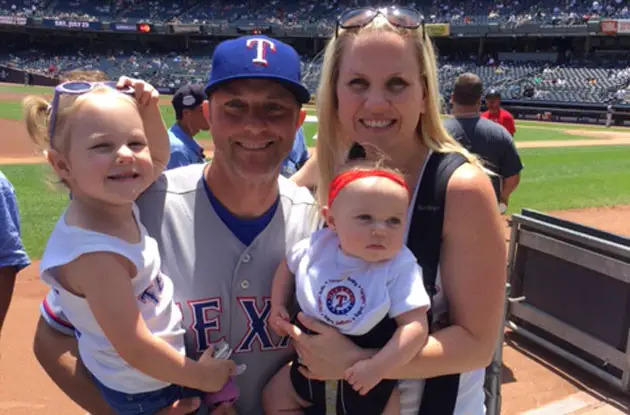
top-left (240, 252), bottom-right (252, 290)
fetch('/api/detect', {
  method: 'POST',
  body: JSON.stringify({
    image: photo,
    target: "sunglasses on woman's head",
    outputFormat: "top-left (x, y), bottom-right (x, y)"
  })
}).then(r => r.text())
top-left (48, 81), bottom-right (135, 146)
top-left (336, 6), bottom-right (425, 38)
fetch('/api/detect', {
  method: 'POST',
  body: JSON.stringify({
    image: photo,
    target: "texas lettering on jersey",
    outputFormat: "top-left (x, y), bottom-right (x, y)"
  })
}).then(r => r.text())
top-left (137, 274), bottom-right (165, 305)
top-left (183, 296), bottom-right (290, 354)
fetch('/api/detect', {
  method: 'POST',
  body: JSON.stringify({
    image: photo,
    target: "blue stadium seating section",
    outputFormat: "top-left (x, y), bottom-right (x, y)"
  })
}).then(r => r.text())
top-left (2, 48), bottom-right (629, 104)
top-left (1, 0), bottom-right (629, 104)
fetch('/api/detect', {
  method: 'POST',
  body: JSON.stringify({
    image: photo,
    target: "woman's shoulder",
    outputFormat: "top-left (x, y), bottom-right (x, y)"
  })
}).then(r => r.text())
top-left (442, 161), bottom-right (503, 241)
top-left (447, 162), bottom-right (495, 200)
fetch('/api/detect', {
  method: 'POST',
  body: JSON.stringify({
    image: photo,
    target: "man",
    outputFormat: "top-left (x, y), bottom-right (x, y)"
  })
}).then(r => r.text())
top-left (33, 35), bottom-right (318, 415)
top-left (481, 88), bottom-right (516, 137)
top-left (167, 83), bottom-right (210, 169)
top-left (0, 171), bottom-right (31, 337)
top-left (444, 73), bottom-right (523, 213)
top-left (280, 126), bottom-right (309, 178)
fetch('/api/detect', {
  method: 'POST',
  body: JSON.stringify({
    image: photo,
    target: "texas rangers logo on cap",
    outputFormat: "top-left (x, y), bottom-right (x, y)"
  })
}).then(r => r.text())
top-left (205, 34), bottom-right (311, 104)
top-left (246, 38), bottom-right (276, 67)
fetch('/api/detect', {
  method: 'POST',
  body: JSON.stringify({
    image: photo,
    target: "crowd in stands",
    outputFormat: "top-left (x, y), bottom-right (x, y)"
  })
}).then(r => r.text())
top-left (0, 0), bottom-right (628, 24)
top-left (2, 47), bottom-right (629, 105)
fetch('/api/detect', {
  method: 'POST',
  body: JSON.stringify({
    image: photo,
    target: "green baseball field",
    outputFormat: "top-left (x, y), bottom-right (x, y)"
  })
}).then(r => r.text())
top-left (1, 83), bottom-right (630, 258)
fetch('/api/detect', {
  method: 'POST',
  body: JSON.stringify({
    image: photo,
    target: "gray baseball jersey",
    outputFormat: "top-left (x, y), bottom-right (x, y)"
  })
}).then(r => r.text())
top-left (40, 163), bottom-right (319, 414)
top-left (136, 163), bottom-right (319, 414)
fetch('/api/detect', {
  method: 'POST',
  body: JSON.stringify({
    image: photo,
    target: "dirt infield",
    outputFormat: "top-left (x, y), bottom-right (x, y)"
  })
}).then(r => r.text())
top-left (517, 128), bottom-right (630, 148)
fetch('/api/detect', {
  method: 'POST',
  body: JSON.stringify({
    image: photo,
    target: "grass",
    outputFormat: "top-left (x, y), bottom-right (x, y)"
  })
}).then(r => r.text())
top-left (0, 164), bottom-right (68, 259)
top-left (511, 127), bottom-right (593, 142)
top-left (4, 145), bottom-right (630, 258)
top-left (0, 101), bottom-right (26, 121)
top-left (507, 145), bottom-right (630, 214)
top-left (0, 84), bottom-right (55, 95)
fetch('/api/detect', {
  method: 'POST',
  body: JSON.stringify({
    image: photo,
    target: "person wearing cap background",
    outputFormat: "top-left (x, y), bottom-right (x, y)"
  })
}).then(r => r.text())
top-left (444, 73), bottom-right (523, 214)
top-left (482, 88), bottom-right (516, 137)
top-left (33, 35), bottom-right (318, 415)
top-left (168, 83), bottom-right (210, 169)
top-left (280, 126), bottom-right (310, 178)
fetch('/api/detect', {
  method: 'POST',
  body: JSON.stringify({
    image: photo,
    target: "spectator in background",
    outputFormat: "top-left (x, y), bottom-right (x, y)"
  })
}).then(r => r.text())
top-left (168, 84), bottom-right (210, 169)
top-left (445, 73), bottom-right (523, 213)
top-left (482, 89), bottom-right (516, 136)
top-left (606, 102), bottom-right (614, 127)
top-left (60, 70), bottom-right (110, 82)
top-left (280, 126), bottom-right (309, 178)
top-left (0, 170), bottom-right (31, 337)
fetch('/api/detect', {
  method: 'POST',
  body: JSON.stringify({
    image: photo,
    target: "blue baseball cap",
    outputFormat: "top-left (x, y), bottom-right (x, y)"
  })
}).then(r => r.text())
top-left (206, 35), bottom-right (311, 104)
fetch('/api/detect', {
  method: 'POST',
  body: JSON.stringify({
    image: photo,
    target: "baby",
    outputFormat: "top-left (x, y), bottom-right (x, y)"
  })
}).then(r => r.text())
top-left (263, 162), bottom-right (430, 414)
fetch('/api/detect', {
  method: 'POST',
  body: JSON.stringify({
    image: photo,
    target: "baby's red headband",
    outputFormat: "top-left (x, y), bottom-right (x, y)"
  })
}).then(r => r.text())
top-left (328, 169), bottom-right (409, 207)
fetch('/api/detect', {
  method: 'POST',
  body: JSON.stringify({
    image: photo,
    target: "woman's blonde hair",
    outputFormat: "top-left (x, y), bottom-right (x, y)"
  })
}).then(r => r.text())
top-left (23, 86), bottom-right (136, 154)
top-left (315, 16), bottom-right (481, 204)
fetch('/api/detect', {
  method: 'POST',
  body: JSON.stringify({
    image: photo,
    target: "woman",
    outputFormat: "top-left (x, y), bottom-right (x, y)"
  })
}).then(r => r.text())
top-left (280, 6), bottom-right (506, 414)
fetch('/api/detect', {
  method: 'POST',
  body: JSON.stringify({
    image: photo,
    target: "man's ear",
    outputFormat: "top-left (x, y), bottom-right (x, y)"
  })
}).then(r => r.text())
top-left (321, 205), bottom-right (335, 230)
top-left (202, 100), bottom-right (210, 123)
top-left (297, 108), bottom-right (306, 128)
top-left (46, 149), bottom-right (72, 182)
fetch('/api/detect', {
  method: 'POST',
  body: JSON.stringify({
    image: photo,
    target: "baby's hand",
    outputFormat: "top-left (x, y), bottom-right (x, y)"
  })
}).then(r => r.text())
top-left (269, 304), bottom-right (290, 337)
top-left (344, 359), bottom-right (384, 396)
top-left (116, 76), bottom-right (160, 107)
top-left (198, 347), bottom-right (237, 393)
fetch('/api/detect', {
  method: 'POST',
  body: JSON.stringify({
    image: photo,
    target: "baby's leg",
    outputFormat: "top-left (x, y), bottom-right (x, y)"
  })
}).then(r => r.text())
top-left (262, 363), bottom-right (310, 414)
top-left (381, 386), bottom-right (400, 415)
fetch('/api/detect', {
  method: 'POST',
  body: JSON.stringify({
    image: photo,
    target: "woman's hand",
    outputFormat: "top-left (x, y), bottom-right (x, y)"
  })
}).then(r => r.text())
top-left (277, 312), bottom-right (373, 381)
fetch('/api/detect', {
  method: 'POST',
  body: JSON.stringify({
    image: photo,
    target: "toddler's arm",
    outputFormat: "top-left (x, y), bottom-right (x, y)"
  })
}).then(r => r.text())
top-left (64, 252), bottom-right (234, 392)
top-left (269, 259), bottom-right (294, 336)
top-left (117, 77), bottom-right (170, 177)
top-left (345, 307), bottom-right (428, 395)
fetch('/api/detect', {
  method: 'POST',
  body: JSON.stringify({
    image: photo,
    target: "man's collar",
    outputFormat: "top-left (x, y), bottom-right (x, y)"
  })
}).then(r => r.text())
top-left (170, 123), bottom-right (203, 155)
